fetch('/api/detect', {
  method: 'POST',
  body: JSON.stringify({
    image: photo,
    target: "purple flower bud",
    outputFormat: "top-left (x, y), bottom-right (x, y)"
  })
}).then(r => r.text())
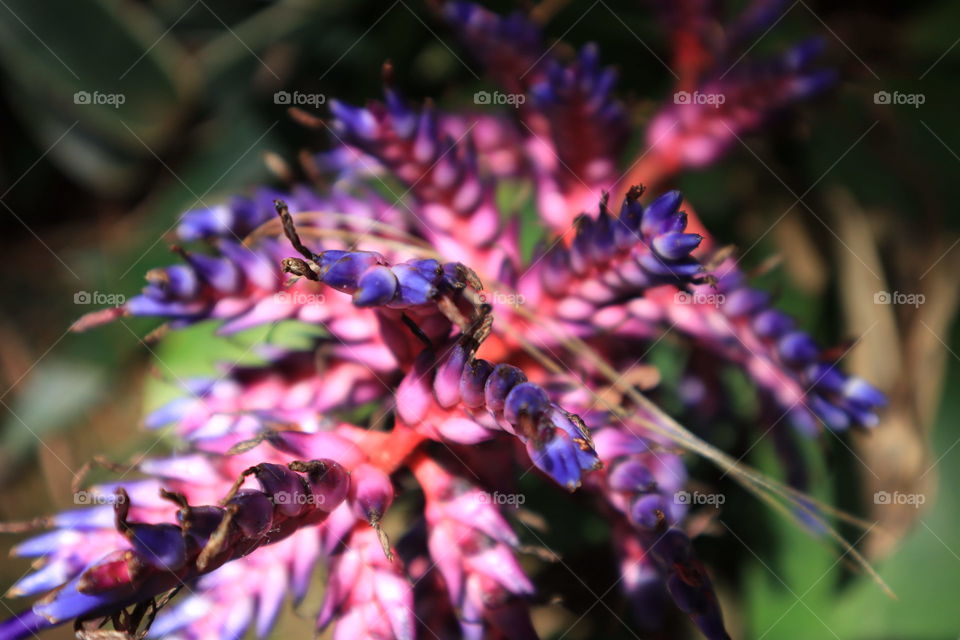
top-left (484, 364), bottom-right (527, 414)
top-left (641, 191), bottom-right (682, 237)
top-left (183, 252), bottom-right (242, 294)
top-left (608, 459), bottom-right (657, 493)
top-left (843, 377), bottom-right (886, 408)
top-left (353, 264), bottom-right (399, 307)
top-left (126, 523), bottom-right (187, 572)
top-left (295, 459), bottom-right (351, 513)
top-left (318, 251), bottom-right (385, 291)
top-left (752, 309), bottom-right (795, 338)
top-left (778, 331), bottom-right (819, 363)
top-left (723, 288), bottom-right (770, 318)
top-left (526, 431), bottom-right (584, 490)
top-left (652, 232), bottom-right (703, 260)
top-left (330, 99), bottom-right (380, 140)
top-left (630, 493), bottom-right (667, 529)
top-left (639, 253), bottom-right (702, 278)
top-left (392, 264), bottom-right (436, 307)
top-left (503, 382), bottom-right (550, 435)
top-left (146, 264), bottom-right (199, 299)
top-left (229, 490), bottom-right (276, 539)
top-left (252, 463), bottom-right (311, 518)
top-left (349, 464), bottom-right (394, 524)
top-left (460, 358), bottom-right (494, 408)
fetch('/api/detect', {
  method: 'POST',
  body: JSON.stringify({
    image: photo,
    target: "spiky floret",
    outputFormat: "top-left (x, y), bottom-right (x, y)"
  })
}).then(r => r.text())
top-left (1, 455), bottom-right (349, 640)
top-left (412, 455), bottom-right (537, 639)
top-left (603, 253), bottom-right (885, 435)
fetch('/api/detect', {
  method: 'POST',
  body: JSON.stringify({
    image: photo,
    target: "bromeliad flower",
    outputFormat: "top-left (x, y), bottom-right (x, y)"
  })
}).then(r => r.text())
top-left (2, 3), bottom-right (885, 640)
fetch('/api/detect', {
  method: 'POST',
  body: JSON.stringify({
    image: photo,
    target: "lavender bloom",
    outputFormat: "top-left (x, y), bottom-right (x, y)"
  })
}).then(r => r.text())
top-left (3, 454), bottom-right (349, 640)
top-left (328, 87), bottom-right (512, 275)
top-left (520, 188), bottom-right (704, 329)
top-left (527, 44), bottom-right (630, 228)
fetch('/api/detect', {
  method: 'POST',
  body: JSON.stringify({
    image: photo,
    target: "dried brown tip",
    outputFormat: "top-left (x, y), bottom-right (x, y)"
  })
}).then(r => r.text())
top-left (626, 184), bottom-right (646, 201)
top-left (287, 107), bottom-right (325, 129)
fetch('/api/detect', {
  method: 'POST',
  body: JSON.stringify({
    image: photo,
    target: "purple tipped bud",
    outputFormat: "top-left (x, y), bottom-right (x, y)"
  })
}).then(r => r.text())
top-left (591, 209), bottom-right (616, 262)
top-left (330, 100), bottom-right (379, 140)
top-left (353, 265), bottom-right (398, 307)
top-left (641, 191), bottom-right (682, 237)
top-left (639, 253), bottom-right (702, 278)
top-left (527, 432), bottom-right (583, 490)
top-left (385, 88), bottom-right (416, 139)
top-left (608, 460), bottom-right (656, 493)
top-left (778, 331), bottom-right (818, 363)
top-left (392, 264), bottom-right (436, 307)
top-left (503, 382), bottom-right (550, 437)
top-left (460, 358), bottom-right (494, 408)
top-left (184, 253), bottom-right (241, 293)
top-left (618, 192), bottom-right (644, 237)
top-left (570, 218), bottom-right (594, 275)
top-left (294, 459), bottom-right (351, 512)
top-left (652, 232), bottom-right (703, 260)
top-left (752, 309), bottom-right (795, 338)
top-left (318, 251), bottom-right (384, 291)
top-left (413, 107), bottom-right (439, 164)
top-left (547, 407), bottom-right (600, 471)
top-left (147, 265), bottom-right (199, 299)
top-left (723, 288), bottom-right (769, 318)
top-left (484, 364), bottom-right (527, 414)
top-left (178, 505), bottom-right (225, 544)
top-left (127, 523), bottom-right (187, 572)
top-left (349, 464), bottom-right (394, 523)
top-left (229, 490), bottom-right (275, 539)
top-left (630, 493), bottom-right (667, 529)
top-left (664, 211), bottom-right (688, 233)
top-left (809, 396), bottom-right (850, 431)
top-left (804, 363), bottom-right (846, 394)
top-left (843, 377), bottom-right (886, 408)
top-left (252, 463), bottom-right (310, 518)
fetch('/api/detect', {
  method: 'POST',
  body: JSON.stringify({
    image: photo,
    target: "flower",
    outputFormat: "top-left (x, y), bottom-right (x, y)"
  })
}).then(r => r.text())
top-left (2, 3), bottom-right (883, 640)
